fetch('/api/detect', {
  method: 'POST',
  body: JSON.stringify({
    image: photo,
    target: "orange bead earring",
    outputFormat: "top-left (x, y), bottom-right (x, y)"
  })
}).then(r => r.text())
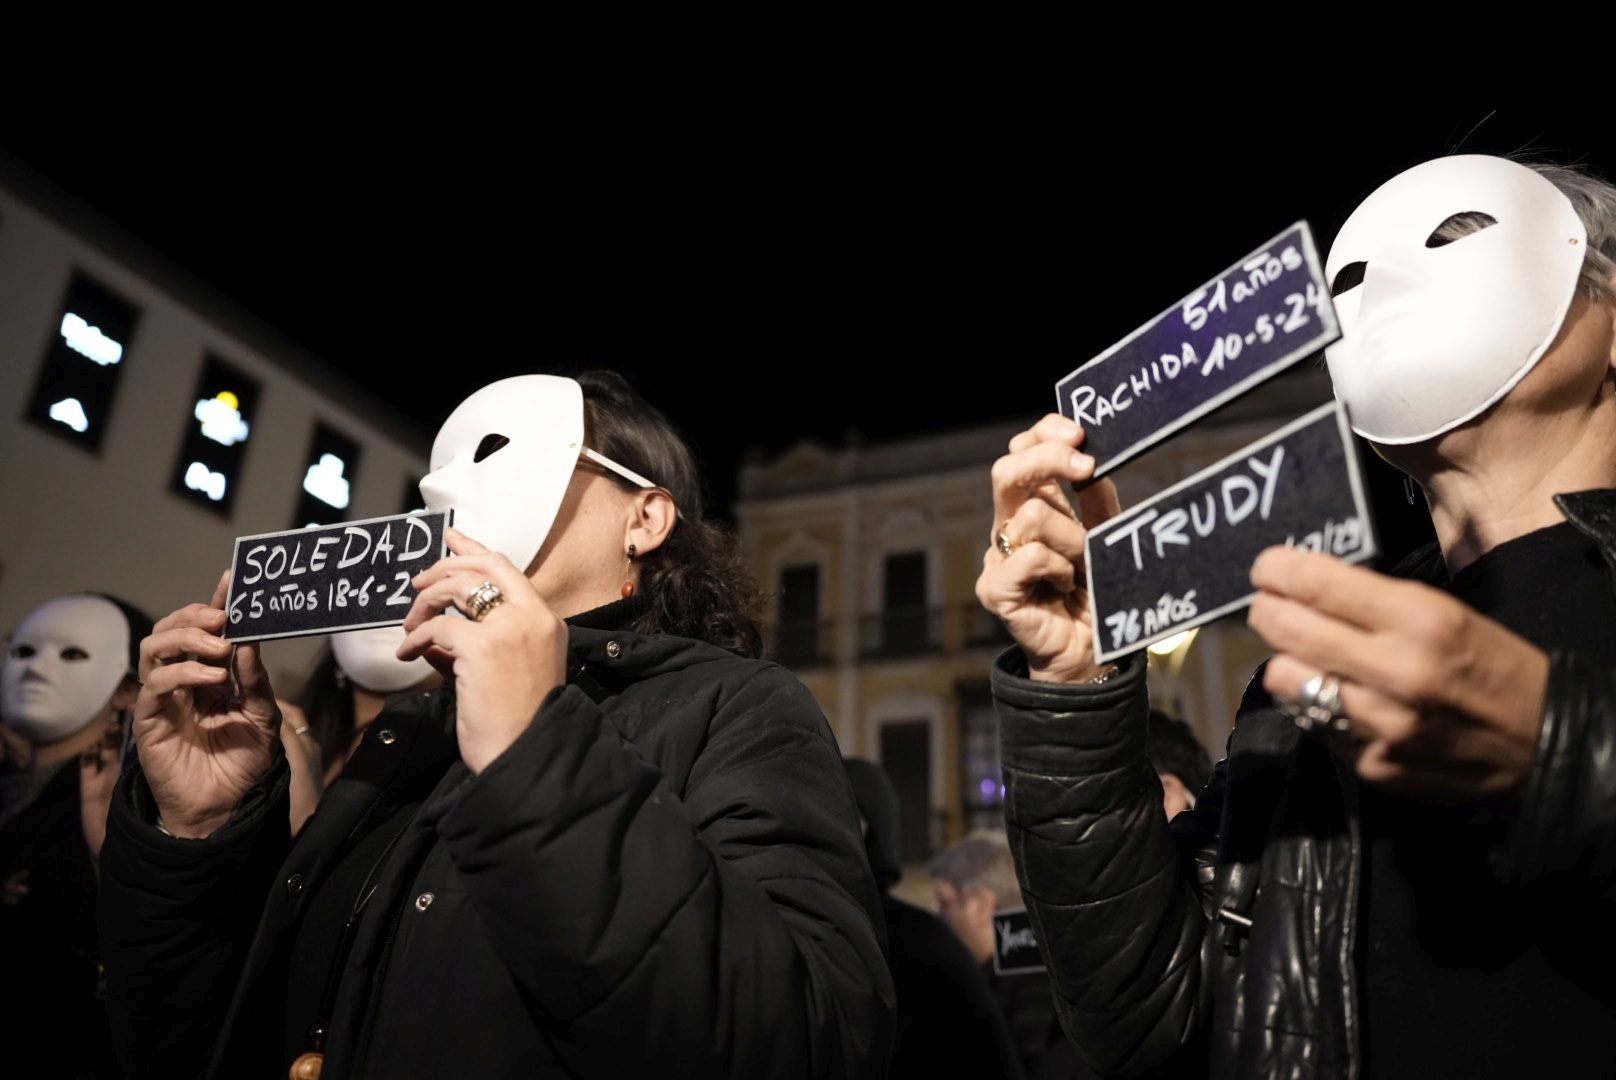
top-left (621, 543), bottom-right (637, 598)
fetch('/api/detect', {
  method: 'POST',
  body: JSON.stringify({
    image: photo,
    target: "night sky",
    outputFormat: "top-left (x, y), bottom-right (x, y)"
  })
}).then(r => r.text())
top-left (7, 101), bottom-right (1613, 563)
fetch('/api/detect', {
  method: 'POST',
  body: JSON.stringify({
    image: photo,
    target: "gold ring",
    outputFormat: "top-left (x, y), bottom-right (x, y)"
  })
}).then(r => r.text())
top-left (465, 581), bottom-right (506, 622)
top-left (996, 523), bottom-right (1016, 558)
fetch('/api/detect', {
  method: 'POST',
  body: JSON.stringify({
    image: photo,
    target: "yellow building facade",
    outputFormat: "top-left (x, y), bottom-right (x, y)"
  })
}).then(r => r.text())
top-left (735, 371), bottom-right (1332, 863)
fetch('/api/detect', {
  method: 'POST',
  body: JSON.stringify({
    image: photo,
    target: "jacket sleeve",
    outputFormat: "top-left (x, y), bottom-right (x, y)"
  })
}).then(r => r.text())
top-left (994, 647), bottom-right (1217, 1077)
top-left (433, 666), bottom-right (896, 1078)
top-left (1502, 649), bottom-right (1616, 891)
top-left (97, 761), bottom-right (291, 1079)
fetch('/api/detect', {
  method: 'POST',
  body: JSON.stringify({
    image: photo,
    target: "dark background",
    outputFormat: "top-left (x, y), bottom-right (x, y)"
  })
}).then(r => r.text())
top-left (7, 101), bottom-right (1612, 565)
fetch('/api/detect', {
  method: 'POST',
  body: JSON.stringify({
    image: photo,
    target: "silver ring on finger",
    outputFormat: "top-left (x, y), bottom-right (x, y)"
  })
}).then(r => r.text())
top-left (464, 580), bottom-right (506, 623)
top-left (1281, 673), bottom-right (1350, 733)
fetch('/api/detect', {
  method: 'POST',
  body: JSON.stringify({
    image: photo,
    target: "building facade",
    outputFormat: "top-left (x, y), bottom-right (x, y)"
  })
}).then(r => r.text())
top-left (0, 158), bottom-right (429, 689)
top-left (736, 371), bottom-right (1331, 864)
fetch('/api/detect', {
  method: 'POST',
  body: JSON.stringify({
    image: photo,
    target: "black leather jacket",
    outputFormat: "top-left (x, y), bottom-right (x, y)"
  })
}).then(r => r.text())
top-left (991, 490), bottom-right (1616, 1079)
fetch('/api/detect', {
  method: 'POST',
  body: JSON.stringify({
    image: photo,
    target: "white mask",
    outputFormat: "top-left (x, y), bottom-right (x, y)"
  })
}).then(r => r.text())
top-left (1324, 155), bottom-right (1587, 444)
top-left (2, 595), bottom-right (131, 744)
top-left (419, 375), bottom-right (658, 572)
top-left (330, 625), bottom-right (433, 694)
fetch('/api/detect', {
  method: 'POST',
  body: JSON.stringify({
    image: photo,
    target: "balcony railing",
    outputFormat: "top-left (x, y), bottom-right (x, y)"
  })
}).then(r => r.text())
top-left (770, 605), bottom-right (1016, 665)
top-left (771, 616), bottom-right (836, 668)
top-left (859, 607), bottom-right (944, 658)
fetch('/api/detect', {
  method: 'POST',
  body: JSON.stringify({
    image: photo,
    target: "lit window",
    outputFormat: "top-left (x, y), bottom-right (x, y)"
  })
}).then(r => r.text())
top-left (293, 425), bottom-right (362, 528)
top-left (25, 273), bottom-right (140, 451)
top-left (170, 356), bottom-right (259, 516)
top-left (303, 454), bottom-right (351, 509)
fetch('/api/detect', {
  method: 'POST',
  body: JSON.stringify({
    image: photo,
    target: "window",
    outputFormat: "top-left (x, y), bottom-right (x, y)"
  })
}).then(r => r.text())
top-left (776, 564), bottom-right (824, 665)
top-left (170, 356), bottom-right (260, 515)
top-left (24, 273), bottom-right (140, 451)
top-left (294, 424), bottom-right (361, 528)
top-left (959, 687), bottom-right (1005, 833)
top-left (881, 551), bottom-right (929, 653)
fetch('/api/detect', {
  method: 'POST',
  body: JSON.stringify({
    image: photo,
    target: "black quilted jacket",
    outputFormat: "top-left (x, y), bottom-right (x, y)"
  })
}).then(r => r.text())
top-left (992, 490), bottom-right (1616, 1079)
top-left (98, 615), bottom-right (894, 1078)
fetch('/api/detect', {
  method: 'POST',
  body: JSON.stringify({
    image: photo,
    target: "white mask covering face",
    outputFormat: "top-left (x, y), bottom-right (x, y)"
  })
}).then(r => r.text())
top-left (2, 595), bottom-right (130, 744)
top-left (1324, 155), bottom-right (1588, 444)
top-left (419, 375), bottom-right (588, 573)
top-left (330, 625), bottom-right (433, 694)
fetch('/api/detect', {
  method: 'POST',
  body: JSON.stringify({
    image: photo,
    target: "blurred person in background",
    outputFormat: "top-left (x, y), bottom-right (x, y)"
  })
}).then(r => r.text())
top-left (1146, 708), bottom-right (1212, 822)
top-left (1, 592), bottom-right (151, 1080)
top-left (931, 832), bottom-right (1090, 1080)
top-left (845, 757), bottom-right (1023, 1079)
top-left (276, 626), bottom-right (440, 833)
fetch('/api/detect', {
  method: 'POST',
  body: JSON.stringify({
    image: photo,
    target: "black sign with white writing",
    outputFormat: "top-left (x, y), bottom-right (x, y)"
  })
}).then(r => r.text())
top-left (224, 510), bottom-right (452, 642)
top-left (1086, 403), bottom-right (1375, 663)
top-left (991, 907), bottom-right (1045, 976)
top-left (1054, 222), bottom-right (1339, 476)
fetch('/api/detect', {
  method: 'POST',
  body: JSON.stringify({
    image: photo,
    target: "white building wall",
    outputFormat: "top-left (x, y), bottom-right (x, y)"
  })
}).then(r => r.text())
top-left (0, 187), bottom-right (428, 688)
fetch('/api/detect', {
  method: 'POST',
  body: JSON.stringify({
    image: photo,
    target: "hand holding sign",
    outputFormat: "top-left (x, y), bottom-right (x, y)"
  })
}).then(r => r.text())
top-left (399, 528), bottom-right (568, 773)
top-left (1249, 546), bottom-right (1549, 802)
top-left (976, 415), bottom-right (1123, 684)
top-left (134, 570), bottom-right (283, 839)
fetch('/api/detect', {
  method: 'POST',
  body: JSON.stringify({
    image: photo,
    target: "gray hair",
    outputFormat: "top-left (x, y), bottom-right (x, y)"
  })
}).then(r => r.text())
top-left (1533, 162), bottom-right (1616, 306)
top-left (928, 829), bottom-right (1022, 908)
top-left (1433, 161), bottom-right (1616, 306)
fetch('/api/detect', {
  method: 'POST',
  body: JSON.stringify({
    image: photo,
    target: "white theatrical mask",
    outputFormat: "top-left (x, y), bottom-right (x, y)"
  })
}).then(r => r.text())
top-left (1, 595), bottom-right (131, 744)
top-left (330, 625), bottom-right (433, 694)
top-left (419, 375), bottom-right (657, 572)
top-left (1324, 155), bottom-right (1588, 444)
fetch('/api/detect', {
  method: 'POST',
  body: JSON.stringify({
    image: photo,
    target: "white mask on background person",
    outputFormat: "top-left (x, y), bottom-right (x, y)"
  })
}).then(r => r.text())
top-left (1, 595), bottom-right (130, 744)
top-left (1324, 154), bottom-right (1588, 444)
top-left (330, 625), bottom-right (433, 694)
top-left (419, 375), bottom-right (658, 573)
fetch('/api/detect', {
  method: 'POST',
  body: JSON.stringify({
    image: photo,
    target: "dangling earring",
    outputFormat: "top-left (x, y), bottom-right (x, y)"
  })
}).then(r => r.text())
top-left (621, 544), bottom-right (638, 599)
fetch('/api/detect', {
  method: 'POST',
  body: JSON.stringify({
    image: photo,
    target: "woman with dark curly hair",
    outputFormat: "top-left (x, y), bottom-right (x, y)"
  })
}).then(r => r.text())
top-left (99, 371), bottom-right (894, 1079)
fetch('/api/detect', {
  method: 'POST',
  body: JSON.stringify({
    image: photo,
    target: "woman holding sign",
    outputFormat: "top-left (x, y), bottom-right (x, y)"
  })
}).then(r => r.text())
top-left (977, 156), bottom-right (1616, 1078)
top-left (97, 372), bottom-right (893, 1078)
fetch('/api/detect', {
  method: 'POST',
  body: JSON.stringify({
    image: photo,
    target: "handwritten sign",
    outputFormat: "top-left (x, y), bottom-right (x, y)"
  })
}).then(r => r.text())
top-left (990, 907), bottom-right (1045, 976)
top-left (1086, 402), bottom-right (1374, 664)
top-left (224, 511), bottom-right (452, 643)
top-left (1055, 221), bottom-right (1339, 476)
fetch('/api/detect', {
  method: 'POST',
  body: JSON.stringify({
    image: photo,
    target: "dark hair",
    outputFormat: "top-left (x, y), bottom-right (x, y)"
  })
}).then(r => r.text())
top-left (1147, 708), bottom-right (1212, 796)
top-left (297, 648), bottom-right (356, 769)
top-left (575, 371), bottom-right (763, 658)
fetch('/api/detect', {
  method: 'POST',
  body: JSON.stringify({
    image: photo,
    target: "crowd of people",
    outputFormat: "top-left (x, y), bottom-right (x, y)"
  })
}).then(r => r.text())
top-left (3, 152), bottom-right (1614, 1078)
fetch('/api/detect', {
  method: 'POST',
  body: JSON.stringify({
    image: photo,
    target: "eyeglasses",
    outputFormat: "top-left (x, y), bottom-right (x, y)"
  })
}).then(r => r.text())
top-left (579, 447), bottom-right (683, 520)
top-left (581, 446), bottom-right (656, 490)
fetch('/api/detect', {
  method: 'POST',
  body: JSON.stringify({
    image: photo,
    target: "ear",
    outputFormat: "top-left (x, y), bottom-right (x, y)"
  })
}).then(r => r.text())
top-left (1607, 273), bottom-right (1616, 375)
top-left (1158, 771), bottom-right (1193, 818)
top-left (111, 675), bottom-right (140, 711)
top-left (624, 488), bottom-right (678, 560)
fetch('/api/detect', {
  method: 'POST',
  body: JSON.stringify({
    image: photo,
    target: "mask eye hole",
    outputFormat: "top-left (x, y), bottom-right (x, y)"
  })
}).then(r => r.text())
top-left (473, 434), bottom-right (510, 463)
top-left (61, 647), bottom-right (89, 662)
top-left (10, 644), bottom-right (35, 660)
top-left (1426, 211), bottom-right (1498, 248)
top-left (1331, 261), bottom-right (1367, 297)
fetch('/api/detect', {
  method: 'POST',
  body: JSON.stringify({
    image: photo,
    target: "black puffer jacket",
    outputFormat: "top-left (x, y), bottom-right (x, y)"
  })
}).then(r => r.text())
top-left (98, 609), bottom-right (895, 1078)
top-left (991, 490), bottom-right (1616, 1079)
